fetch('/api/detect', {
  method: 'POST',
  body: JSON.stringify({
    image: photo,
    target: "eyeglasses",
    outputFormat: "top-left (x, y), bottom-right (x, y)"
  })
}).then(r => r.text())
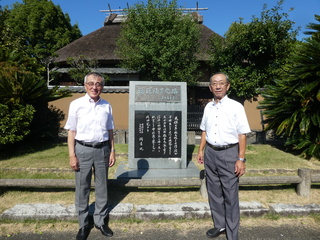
top-left (211, 81), bottom-right (228, 87)
top-left (86, 82), bottom-right (103, 87)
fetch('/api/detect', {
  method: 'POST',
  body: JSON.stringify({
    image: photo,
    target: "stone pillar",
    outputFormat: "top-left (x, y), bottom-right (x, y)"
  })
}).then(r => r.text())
top-left (114, 131), bottom-right (126, 144)
top-left (187, 131), bottom-right (196, 145)
top-left (297, 168), bottom-right (312, 197)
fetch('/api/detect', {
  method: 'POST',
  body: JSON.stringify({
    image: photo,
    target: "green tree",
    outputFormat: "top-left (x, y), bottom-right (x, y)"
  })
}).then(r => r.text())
top-left (209, 0), bottom-right (298, 100)
top-left (3, 0), bottom-right (81, 64)
top-left (0, 0), bottom-right (78, 143)
top-left (0, 103), bottom-right (35, 147)
top-left (116, 0), bottom-right (200, 85)
top-left (0, 66), bottom-right (70, 142)
top-left (0, 48), bottom-right (70, 143)
top-left (258, 15), bottom-right (320, 159)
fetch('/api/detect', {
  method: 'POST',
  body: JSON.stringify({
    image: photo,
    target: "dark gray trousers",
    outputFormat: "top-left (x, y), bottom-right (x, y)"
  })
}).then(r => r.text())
top-left (204, 145), bottom-right (240, 240)
top-left (75, 142), bottom-right (110, 228)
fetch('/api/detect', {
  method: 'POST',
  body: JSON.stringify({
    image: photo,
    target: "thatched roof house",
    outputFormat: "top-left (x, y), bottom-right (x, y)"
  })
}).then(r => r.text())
top-left (52, 12), bottom-right (221, 86)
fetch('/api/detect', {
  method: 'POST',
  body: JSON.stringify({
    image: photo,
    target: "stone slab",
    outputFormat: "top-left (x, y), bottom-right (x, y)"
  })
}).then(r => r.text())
top-left (0, 203), bottom-right (134, 221)
top-left (2, 202), bottom-right (318, 221)
top-left (115, 161), bottom-right (200, 179)
top-left (240, 201), bottom-right (269, 216)
top-left (0, 204), bottom-right (76, 221)
top-left (135, 202), bottom-right (211, 220)
top-left (269, 203), bottom-right (320, 215)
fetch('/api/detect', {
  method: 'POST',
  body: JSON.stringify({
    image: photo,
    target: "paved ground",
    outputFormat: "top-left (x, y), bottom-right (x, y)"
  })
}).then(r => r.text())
top-left (1, 225), bottom-right (320, 240)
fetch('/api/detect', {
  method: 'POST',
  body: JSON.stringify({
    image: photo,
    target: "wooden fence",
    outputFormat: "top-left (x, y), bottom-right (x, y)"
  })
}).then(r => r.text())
top-left (0, 168), bottom-right (319, 197)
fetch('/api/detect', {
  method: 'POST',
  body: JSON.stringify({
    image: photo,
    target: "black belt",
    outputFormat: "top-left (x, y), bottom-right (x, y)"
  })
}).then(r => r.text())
top-left (206, 142), bottom-right (238, 151)
top-left (76, 140), bottom-right (109, 148)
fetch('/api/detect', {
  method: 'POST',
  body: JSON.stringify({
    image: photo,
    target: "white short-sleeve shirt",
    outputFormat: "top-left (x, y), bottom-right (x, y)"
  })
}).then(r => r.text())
top-left (200, 96), bottom-right (251, 146)
top-left (64, 93), bottom-right (114, 142)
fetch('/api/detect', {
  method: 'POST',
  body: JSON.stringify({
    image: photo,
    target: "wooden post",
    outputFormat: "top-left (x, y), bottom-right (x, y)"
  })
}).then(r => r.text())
top-left (297, 168), bottom-right (312, 197)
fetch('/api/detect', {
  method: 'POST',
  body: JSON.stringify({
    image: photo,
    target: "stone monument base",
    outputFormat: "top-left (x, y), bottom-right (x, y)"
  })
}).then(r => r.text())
top-left (114, 161), bottom-right (200, 179)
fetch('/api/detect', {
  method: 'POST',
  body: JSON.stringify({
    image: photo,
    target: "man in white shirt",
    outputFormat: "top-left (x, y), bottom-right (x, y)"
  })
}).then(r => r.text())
top-left (65, 72), bottom-right (116, 240)
top-left (197, 72), bottom-right (250, 240)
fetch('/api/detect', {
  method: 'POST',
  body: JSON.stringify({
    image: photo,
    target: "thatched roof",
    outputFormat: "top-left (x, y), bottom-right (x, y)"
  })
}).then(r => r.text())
top-left (54, 23), bottom-right (121, 64)
top-left (198, 24), bottom-right (220, 61)
top-left (54, 22), bottom-right (221, 64)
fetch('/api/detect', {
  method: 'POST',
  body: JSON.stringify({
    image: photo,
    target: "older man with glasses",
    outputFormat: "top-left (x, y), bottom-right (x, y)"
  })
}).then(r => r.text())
top-left (197, 72), bottom-right (250, 240)
top-left (65, 72), bottom-right (116, 240)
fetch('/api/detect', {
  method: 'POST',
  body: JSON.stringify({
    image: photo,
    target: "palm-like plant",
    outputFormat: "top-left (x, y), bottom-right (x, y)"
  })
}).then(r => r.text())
top-left (0, 49), bottom-right (70, 105)
top-left (0, 49), bottom-right (71, 142)
top-left (259, 15), bottom-right (320, 159)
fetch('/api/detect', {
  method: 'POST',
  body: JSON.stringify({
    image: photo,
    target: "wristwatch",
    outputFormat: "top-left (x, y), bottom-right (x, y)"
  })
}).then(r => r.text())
top-left (238, 157), bottom-right (246, 163)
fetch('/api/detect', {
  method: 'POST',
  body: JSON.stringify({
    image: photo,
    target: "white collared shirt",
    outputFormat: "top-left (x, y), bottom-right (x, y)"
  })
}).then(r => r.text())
top-left (64, 93), bottom-right (114, 142)
top-left (200, 96), bottom-right (250, 146)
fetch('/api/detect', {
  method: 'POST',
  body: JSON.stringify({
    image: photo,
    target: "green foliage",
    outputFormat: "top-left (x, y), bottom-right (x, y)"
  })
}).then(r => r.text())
top-left (209, 0), bottom-right (297, 100)
top-left (0, 65), bottom-right (71, 106)
top-left (0, 1), bottom-right (78, 144)
top-left (116, 0), bottom-right (200, 85)
top-left (0, 103), bottom-right (35, 146)
top-left (259, 15), bottom-right (320, 159)
top-left (0, 50), bottom-right (71, 143)
top-left (0, 5), bottom-right (11, 47)
top-left (3, 0), bottom-right (81, 62)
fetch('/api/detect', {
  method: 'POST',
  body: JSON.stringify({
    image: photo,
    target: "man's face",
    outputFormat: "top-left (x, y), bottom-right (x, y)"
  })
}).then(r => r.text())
top-left (209, 74), bottom-right (230, 100)
top-left (84, 75), bottom-right (103, 101)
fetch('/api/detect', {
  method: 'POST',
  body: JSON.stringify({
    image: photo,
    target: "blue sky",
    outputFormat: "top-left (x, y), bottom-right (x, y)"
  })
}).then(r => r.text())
top-left (2, 0), bottom-right (319, 40)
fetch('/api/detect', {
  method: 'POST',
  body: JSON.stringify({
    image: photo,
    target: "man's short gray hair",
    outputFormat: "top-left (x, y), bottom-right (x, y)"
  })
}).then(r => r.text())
top-left (84, 72), bottom-right (105, 86)
top-left (210, 72), bottom-right (230, 83)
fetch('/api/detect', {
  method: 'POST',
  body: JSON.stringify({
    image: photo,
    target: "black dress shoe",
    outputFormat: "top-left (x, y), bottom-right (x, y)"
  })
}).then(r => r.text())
top-left (95, 224), bottom-right (113, 237)
top-left (76, 225), bottom-right (92, 240)
top-left (206, 227), bottom-right (226, 238)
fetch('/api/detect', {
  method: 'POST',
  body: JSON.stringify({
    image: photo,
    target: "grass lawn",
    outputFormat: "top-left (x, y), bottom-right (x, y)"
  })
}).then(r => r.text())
top-left (1, 142), bottom-right (320, 179)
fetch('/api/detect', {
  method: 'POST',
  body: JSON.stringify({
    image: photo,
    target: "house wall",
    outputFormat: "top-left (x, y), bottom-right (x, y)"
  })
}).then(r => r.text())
top-left (244, 95), bottom-right (264, 131)
top-left (50, 92), bottom-right (129, 130)
top-left (50, 92), bottom-right (263, 132)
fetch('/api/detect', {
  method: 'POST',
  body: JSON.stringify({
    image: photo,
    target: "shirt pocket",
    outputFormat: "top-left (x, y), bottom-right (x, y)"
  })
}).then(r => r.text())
top-left (96, 105), bottom-right (110, 131)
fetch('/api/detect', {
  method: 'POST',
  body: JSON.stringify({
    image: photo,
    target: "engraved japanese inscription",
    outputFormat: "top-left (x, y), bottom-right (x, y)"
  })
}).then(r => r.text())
top-left (135, 85), bottom-right (181, 102)
top-left (134, 111), bottom-right (181, 158)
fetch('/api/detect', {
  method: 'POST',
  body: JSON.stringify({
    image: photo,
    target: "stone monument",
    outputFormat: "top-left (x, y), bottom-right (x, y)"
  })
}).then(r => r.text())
top-left (115, 81), bottom-right (199, 179)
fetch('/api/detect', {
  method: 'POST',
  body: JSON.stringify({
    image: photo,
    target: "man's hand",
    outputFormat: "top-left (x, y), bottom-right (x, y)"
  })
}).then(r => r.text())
top-left (109, 152), bottom-right (116, 167)
top-left (69, 156), bottom-right (79, 170)
top-left (197, 152), bottom-right (204, 164)
top-left (235, 160), bottom-right (246, 177)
